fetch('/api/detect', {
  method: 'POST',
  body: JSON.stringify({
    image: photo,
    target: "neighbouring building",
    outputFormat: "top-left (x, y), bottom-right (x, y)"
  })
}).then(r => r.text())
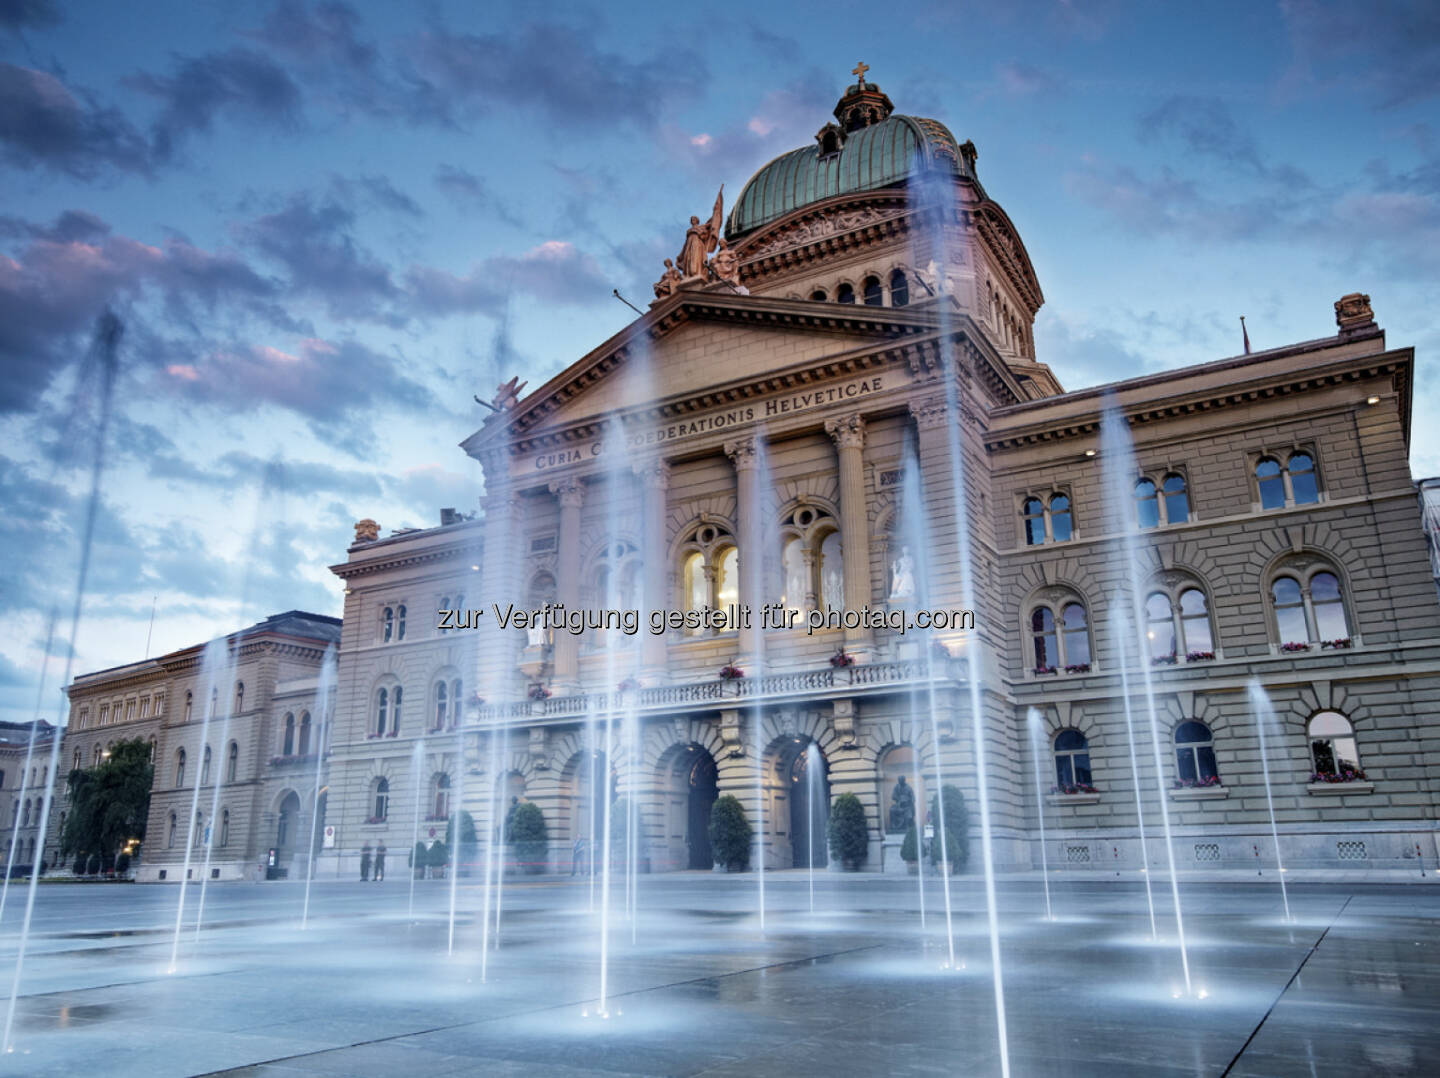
top-left (62, 611), bottom-right (340, 881)
top-left (1, 720), bottom-right (59, 873)
top-left (315, 73), bottom-right (1440, 881)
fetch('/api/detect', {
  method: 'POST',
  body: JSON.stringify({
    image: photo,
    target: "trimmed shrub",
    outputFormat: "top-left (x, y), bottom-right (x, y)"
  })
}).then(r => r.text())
top-left (445, 810), bottom-right (477, 876)
top-left (427, 839), bottom-right (449, 876)
top-left (707, 795), bottom-right (752, 871)
top-left (826, 793), bottom-right (868, 869)
top-left (508, 801), bottom-right (548, 874)
top-left (85, 853), bottom-right (100, 875)
top-left (928, 785), bottom-right (969, 873)
top-left (72, 854), bottom-right (87, 876)
top-left (115, 852), bottom-right (131, 873)
top-left (411, 841), bottom-right (427, 878)
top-left (900, 825), bottom-right (919, 863)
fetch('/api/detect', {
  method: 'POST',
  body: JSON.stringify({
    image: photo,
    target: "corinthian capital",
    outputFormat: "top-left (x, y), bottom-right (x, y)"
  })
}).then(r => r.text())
top-left (908, 396), bottom-right (949, 431)
top-left (723, 435), bottom-right (758, 471)
top-left (633, 456), bottom-right (671, 491)
top-left (824, 413), bottom-right (866, 451)
top-left (548, 476), bottom-right (584, 508)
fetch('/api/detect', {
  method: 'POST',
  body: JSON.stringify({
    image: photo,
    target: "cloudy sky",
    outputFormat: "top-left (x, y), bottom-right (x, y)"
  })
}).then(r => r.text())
top-left (2, 0), bottom-right (1437, 722)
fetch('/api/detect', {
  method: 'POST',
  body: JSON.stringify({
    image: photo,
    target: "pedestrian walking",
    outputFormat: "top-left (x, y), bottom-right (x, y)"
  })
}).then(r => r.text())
top-left (374, 843), bottom-right (387, 882)
top-left (359, 842), bottom-right (372, 882)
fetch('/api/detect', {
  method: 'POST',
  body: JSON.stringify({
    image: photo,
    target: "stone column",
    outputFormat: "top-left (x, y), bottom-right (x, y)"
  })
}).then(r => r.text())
top-left (724, 436), bottom-right (764, 668)
top-left (825, 413), bottom-right (873, 654)
top-left (635, 457), bottom-right (671, 680)
top-left (549, 476), bottom-right (584, 690)
top-left (908, 396), bottom-right (962, 610)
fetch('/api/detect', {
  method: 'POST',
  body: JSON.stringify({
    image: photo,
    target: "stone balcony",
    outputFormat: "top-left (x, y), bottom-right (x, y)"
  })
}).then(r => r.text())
top-left (470, 658), bottom-right (957, 728)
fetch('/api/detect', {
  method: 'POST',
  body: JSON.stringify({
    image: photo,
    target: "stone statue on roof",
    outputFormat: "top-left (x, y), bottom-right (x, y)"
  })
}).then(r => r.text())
top-left (710, 238), bottom-right (743, 290)
top-left (491, 376), bottom-right (528, 412)
top-left (678, 186), bottom-right (724, 280)
top-left (653, 258), bottom-right (683, 299)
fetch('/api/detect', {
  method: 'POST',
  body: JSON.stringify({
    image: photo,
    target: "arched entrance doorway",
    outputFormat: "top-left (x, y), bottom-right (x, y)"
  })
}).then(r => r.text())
top-left (779, 740), bottom-right (829, 868)
top-left (276, 790), bottom-right (301, 864)
top-left (684, 747), bottom-right (718, 869)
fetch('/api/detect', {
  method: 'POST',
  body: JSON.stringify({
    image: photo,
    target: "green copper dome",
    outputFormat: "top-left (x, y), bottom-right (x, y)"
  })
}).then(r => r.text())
top-left (726, 105), bottom-right (967, 239)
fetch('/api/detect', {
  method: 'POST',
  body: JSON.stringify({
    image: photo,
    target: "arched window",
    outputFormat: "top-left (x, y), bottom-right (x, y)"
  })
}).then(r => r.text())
top-left (183, 692), bottom-right (193, 723)
top-left (1174, 721), bottom-right (1219, 784)
top-left (1271, 576), bottom-right (1307, 645)
top-left (835, 282), bottom-right (855, 304)
top-left (1050, 494), bottom-right (1073, 542)
top-left (1053, 730), bottom-right (1091, 788)
top-left (1309, 712), bottom-right (1362, 778)
top-left (1310, 572), bottom-right (1348, 641)
top-left (1030, 608), bottom-right (1058, 672)
top-left (862, 275), bottom-right (883, 306)
top-left (777, 506), bottom-right (842, 615)
top-left (1060, 603), bottom-right (1090, 666)
top-left (194, 811), bottom-right (204, 847)
top-left (1029, 599), bottom-right (1091, 673)
top-left (175, 749), bottom-right (186, 788)
top-left (1022, 497), bottom-right (1045, 546)
top-left (282, 713), bottom-right (295, 756)
top-left (234, 682), bottom-right (244, 714)
top-left (227, 742), bottom-right (238, 782)
top-left (375, 688), bottom-right (389, 737)
top-left (298, 712), bottom-right (312, 755)
top-left (1270, 564), bottom-right (1351, 647)
top-left (1145, 585), bottom-right (1215, 662)
top-left (21, 800), bottom-right (30, 827)
top-left (201, 745), bottom-right (211, 786)
top-left (810, 289), bottom-right (828, 302)
top-left (391, 687), bottom-right (403, 734)
top-left (437, 594), bottom-right (451, 634)
top-left (382, 606), bottom-right (394, 643)
top-left (396, 605), bottom-right (407, 641)
top-left (434, 680), bottom-right (448, 731)
top-left (72, 748), bottom-right (81, 771)
top-left (168, 812), bottom-right (177, 848)
top-left (219, 809), bottom-right (230, 847)
top-left (209, 688), bottom-right (218, 719)
top-left (372, 777), bottom-right (390, 821)
top-left (434, 773), bottom-right (450, 819)
top-left (1135, 478), bottom-right (1159, 529)
top-left (92, 744), bottom-right (102, 767)
top-left (452, 679), bottom-right (463, 724)
top-left (1289, 452), bottom-right (1318, 504)
top-left (1162, 473), bottom-right (1189, 524)
top-left (819, 531), bottom-right (844, 613)
top-left (889, 269), bottom-right (909, 307)
top-left (677, 522), bottom-right (740, 634)
top-left (1257, 452), bottom-right (1320, 509)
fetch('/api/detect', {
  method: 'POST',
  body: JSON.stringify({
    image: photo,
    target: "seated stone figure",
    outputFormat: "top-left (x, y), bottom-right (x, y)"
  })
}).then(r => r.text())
top-left (887, 775), bottom-right (915, 834)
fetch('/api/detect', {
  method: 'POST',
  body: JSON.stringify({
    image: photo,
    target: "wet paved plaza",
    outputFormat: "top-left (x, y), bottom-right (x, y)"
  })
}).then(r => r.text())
top-left (0, 872), bottom-right (1436, 1076)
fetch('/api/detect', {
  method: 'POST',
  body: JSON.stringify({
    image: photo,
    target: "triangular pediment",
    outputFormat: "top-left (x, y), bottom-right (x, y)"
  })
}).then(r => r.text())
top-left (463, 293), bottom-right (937, 457)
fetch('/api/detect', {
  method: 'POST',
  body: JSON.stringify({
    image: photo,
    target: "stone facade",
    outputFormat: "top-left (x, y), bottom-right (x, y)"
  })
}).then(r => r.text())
top-left (61, 612), bottom-right (340, 881)
top-left (0, 721), bottom-right (59, 872)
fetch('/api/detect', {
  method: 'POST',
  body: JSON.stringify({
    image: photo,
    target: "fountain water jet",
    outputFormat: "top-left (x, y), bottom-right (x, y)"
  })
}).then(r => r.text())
top-left (0, 608), bottom-right (57, 928)
top-left (456, 724), bottom-right (473, 961)
top-left (1100, 403), bottom-right (1192, 994)
top-left (193, 653), bottom-right (238, 942)
top-left (896, 436), bottom-right (957, 967)
top-left (300, 647), bottom-right (337, 929)
top-left (170, 638), bottom-right (231, 970)
top-left (1112, 606), bottom-right (1157, 939)
top-left (746, 431), bottom-right (773, 931)
top-left (909, 161), bottom-right (1008, 1070)
top-left (407, 738), bottom-right (425, 922)
top-left (5, 312), bottom-right (121, 1053)
top-left (1246, 681), bottom-right (1292, 922)
top-left (1025, 708), bottom-right (1054, 921)
top-left (805, 742), bottom-right (823, 913)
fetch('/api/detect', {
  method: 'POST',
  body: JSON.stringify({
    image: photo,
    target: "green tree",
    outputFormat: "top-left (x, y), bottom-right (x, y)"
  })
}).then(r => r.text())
top-left (707, 795), bottom-right (752, 871)
top-left (445, 810), bottom-right (476, 875)
top-left (927, 785), bottom-right (970, 873)
top-left (61, 738), bottom-right (153, 866)
top-left (826, 792), bottom-right (869, 869)
top-left (508, 801), bottom-right (548, 873)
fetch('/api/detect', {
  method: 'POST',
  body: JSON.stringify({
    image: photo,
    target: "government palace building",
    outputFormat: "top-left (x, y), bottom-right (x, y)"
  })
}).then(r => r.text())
top-left (58, 74), bottom-right (1440, 883)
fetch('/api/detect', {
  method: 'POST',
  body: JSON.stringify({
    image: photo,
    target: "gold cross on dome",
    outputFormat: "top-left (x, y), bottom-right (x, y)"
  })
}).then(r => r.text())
top-left (852, 61), bottom-right (869, 83)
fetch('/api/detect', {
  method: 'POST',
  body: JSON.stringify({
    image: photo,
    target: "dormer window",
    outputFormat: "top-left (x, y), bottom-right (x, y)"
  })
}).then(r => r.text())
top-left (815, 123), bottom-right (845, 156)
